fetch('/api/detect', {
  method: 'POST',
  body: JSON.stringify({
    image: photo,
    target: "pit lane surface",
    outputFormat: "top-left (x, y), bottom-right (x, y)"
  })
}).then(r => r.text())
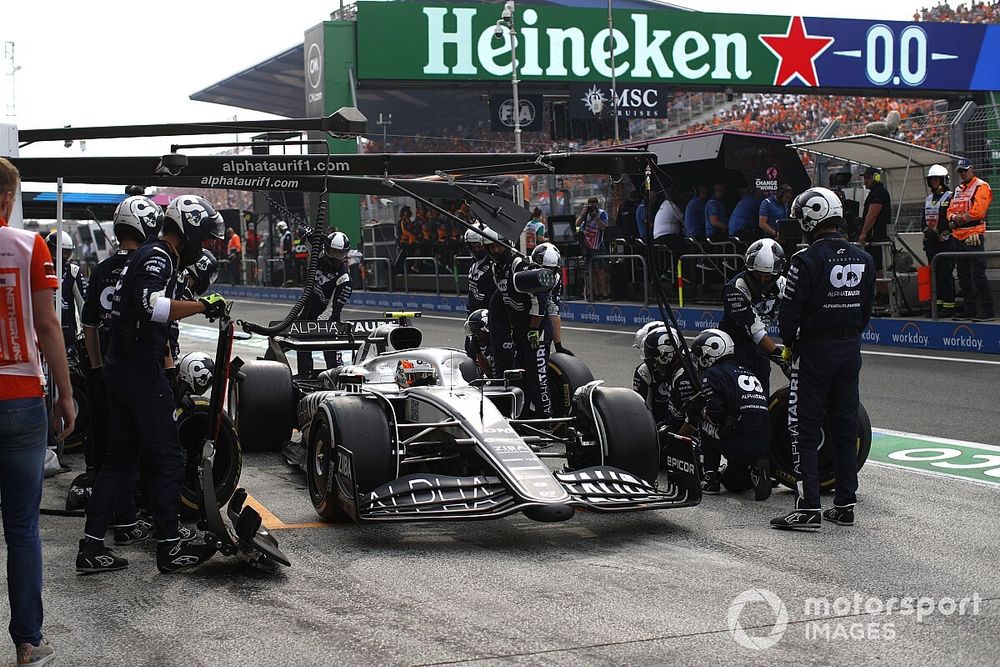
top-left (26, 300), bottom-right (999, 666)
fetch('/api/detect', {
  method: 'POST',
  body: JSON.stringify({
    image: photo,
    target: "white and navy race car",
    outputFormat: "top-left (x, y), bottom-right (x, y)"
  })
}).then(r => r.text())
top-left (234, 314), bottom-right (703, 523)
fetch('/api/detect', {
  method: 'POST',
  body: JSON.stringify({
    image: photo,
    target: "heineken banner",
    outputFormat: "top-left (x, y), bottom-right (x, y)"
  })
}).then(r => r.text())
top-left (355, 1), bottom-right (1000, 93)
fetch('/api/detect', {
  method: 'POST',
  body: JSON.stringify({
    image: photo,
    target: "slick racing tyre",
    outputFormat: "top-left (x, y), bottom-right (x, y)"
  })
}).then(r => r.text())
top-left (571, 386), bottom-right (659, 484)
top-left (307, 395), bottom-right (394, 521)
top-left (63, 370), bottom-right (91, 451)
top-left (767, 386), bottom-right (873, 492)
top-left (176, 396), bottom-right (242, 520)
top-left (237, 360), bottom-right (296, 452)
top-left (547, 352), bottom-right (594, 418)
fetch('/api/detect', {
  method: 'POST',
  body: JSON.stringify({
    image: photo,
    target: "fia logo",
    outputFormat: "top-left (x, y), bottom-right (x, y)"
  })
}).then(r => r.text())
top-left (830, 263), bottom-right (865, 288)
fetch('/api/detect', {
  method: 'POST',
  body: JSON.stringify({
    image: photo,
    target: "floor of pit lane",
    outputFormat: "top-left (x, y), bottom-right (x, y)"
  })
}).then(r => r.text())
top-left (17, 300), bottom-right (999, 667)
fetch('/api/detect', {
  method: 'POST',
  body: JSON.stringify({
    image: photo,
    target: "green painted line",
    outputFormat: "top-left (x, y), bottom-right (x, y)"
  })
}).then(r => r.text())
top-left (869, 429), bottom-right (1000, 488)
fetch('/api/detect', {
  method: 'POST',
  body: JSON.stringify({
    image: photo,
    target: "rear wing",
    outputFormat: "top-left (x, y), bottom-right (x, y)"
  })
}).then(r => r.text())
top-left (264, 313), bottom-right (423, 364)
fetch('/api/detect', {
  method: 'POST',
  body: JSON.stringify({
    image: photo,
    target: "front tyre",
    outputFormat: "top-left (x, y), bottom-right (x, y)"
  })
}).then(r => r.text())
top-left (570, 385), bottom-right (659, 484)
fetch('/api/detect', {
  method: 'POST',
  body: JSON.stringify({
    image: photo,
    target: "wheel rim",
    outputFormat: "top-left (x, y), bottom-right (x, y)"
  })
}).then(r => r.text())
top-left (312, 421), bottom-right (331, 497)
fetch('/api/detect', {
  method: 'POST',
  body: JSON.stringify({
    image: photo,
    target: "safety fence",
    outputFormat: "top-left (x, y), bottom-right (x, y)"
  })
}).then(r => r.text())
top-left (929, 250), bottom-right (1000, 320)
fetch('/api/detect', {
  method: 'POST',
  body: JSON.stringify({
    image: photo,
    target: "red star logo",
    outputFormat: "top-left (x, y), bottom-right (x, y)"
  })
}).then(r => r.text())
top-left (759, 17), bottom-right (835, 87)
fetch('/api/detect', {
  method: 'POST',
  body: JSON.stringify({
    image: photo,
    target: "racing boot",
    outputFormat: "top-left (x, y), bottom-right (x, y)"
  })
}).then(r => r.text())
top-left (750, 459), bottom-right (772, 501)
top-left (76, 538), bottom-right (129, 574)
top-left (701, 471), bottom-right (721, 495)
top-left (112, 521), bottom-right (152, 546)
top-left (769, 509), bottom-right (821, 531)
top-left (156, 538), bottom-right (217, 574)
top-left (823, 506), bottom-right (855, 526)
top-left (131, 518), bottom-right (196, 542)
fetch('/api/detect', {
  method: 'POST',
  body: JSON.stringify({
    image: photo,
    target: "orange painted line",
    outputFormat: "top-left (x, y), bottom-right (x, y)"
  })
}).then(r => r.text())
top-left (242, 493), bottom-right (287, 530)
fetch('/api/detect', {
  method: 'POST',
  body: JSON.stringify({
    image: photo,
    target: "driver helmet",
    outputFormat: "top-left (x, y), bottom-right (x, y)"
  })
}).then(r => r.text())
top-left (642, 326), bottom-right (683, 370)
top-left (464, 308), bottom-right (489, 340)
top-left (177, 351), bottom-right (215, 396)
top-left (689, 328), bottom-right (735, 369)
top-left (395, 359), bottom-right (439, 388)
top-left (326, 231), bottom-right (350, 260)
top-left (113, 195), bottom-right (163, 243)
top-left (530, 242), bottom-right (561, 269)
top-left (633, 320), bottom-right (665, 355)
top-left (163, 195), bottom-right (225, 269)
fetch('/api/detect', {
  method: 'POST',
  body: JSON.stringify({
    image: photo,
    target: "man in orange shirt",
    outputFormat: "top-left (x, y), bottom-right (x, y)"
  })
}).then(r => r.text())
top-left (0, 157), bottom-right (72, 666)
top-left (947, 158), bottom-right (994, 321)
top-left (225, 226), bottom-right (242, 285)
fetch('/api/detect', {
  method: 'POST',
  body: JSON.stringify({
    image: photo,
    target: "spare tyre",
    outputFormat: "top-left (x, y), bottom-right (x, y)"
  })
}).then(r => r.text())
top-left (237, 360), bottom-right (296, 452)
top-left (767, 386), bottom-right (873, 492)
top-left (176, 396), bottom-right (242, 520)
top-left (547, 352), bottom-right (594, 418)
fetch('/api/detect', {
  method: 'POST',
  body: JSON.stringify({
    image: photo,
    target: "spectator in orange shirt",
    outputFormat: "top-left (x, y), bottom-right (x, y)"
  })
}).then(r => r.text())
top-left (947, 158), bottom-right (994, 320)
top-left (0, 157), bottom-right (71, 666)
top-left (225, 227), bottom-right (242, 285)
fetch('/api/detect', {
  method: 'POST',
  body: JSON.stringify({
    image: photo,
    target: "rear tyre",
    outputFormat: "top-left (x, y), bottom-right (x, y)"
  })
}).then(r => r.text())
top-left (547, 352), bottom-right (594, 418)
top-left (237, 360), bottom-right (296, 452)
top-left (176, 397), bottom-right (242, 520)
top-left (767, 386), bottom-right (873, 492)
top-left (307, 395), bottom-right (394, 521)
top-left (571, 386), bottom-right (659, 484)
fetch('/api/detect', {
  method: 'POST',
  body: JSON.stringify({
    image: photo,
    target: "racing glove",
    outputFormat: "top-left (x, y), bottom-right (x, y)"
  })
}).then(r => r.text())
top-left (199, 293), bottom-right (229, 321)
top-left (965, 233), bottom-right (983, 247)
top-left (683, 392), bottom-right (705, 427)
top-left (554, 342), bottom-right (574, 356)
top-left (527, 329), bottom-right (541, 350)
top-left (769, 345), bottom-right (792, 376)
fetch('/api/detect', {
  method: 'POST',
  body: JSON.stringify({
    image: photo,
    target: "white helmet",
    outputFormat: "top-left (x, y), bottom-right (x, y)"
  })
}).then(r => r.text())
top-left (642, 326), bottom-right (683, 369)
top-left (177, 351), bottom-right (215, 396)
top-left (463, 226), bottom-right (486, 245)
top-left (690, 328), bottom-right (735, 369)
top-left (791, 187), bottom-right (844, 233)
top-left (633, 320), bottom-right (665, 353)
top-left (113, 195), bottom-right (163, 242)
top-left (46, 230), bottom-right (75, 253)
top-left (164, 195), bottom-right (225, 268)
top-left (530, 242), bottom-right (561, 268)
top-left (326, 231), bottom-right (350, 260)
top-left (745, 238), bottom-right (785, 276)
top-left (926, 164), bottom-right (949, 188)
top-left (276, 220), bottom-right (288, 234)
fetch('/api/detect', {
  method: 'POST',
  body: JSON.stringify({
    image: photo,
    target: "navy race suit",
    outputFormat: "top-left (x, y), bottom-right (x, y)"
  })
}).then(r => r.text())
top-left (59, 261), bottom-right (87, 351)
top-left (779, 231), bottom-right (875, 511)
top-left (699, 358), bottom-right (770, 490)
top-left (720, 271), bottom-right (786, 397)
top-left (464, 336), bottom-right (493, 377)
top-left (633, 362), bottom-right (672, 426)
top-left (86, 241), bottom-right (186, 542)
top-left (297, 255), bottom-right (353, 375)
top-left (493, 254), bottom-right (550, 417)
top-left (467, 255), bottom-right (496, 314)
top-left (668, 367), bottom-right (698, 434)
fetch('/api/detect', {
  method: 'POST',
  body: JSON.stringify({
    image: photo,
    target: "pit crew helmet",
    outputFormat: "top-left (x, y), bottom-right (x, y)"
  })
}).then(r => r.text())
top-left (180, 249), bottom-right (219, 296)
top-left (275, 221), bottom-right (288, 235)
top-left (530, 242), bottom-right (561, 269)
top-left (177, 351), bottom-right (215, 397)
top-left (163, 195), bottom-right (225, 269)
top-left (326, 231), bottom-right (350, 260)
top-left (689, 328), bottom-right (735, 369)
top-left (642, 326), bottom-right (683, 370)
top-left (395, 359), bottom-right (439, 388)
top-left (633, 320), bottom-right (665, 354)
top-left (791, 187), bottom-right (844, 233)
top-left (46, 230), bottom-right (75, 255)
top-left (113, 195), bottom-right (163, 243)
top-left (745, 238), bottom-right (785, 282)
top-left (926, 164), bottom-right (949, 189)
top-left (465, 308), bottom-right (489, 338)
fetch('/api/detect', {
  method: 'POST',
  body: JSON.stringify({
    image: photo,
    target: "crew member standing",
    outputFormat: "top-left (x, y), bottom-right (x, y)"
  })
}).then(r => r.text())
top-left (922, 165), bottom-right (955, 314)
top-left (77, 194), bottom-right (227, 573)
top-left (46, 231), bottom-right (87, 353)
top-left (720, 238), bottom-right (787, 398)
top-left (857, 166), bottom-right (891, 295)
top-left (530, 242), bottom-right (572, 355)
top-left (464, 225), bottom-right (496, 314)
top-left (276, 221), bottom-right (292, 286)
top-left (947, 158), bottom-right (994, 321)
top-left (297, 231), bottom-right (353, 376)
top-left (772, 187), bottom-right (875, 531)
top-left (225, 226), bottom-right (242, 285)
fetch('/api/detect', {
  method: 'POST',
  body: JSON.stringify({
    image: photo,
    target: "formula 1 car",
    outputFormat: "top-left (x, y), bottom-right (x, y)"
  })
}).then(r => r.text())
top-left (234, 314), bottom-right (703, 523)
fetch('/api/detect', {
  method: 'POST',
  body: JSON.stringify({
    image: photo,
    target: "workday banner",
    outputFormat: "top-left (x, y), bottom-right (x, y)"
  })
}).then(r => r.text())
top-left (216, 285), bottom-right (1000, 355)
